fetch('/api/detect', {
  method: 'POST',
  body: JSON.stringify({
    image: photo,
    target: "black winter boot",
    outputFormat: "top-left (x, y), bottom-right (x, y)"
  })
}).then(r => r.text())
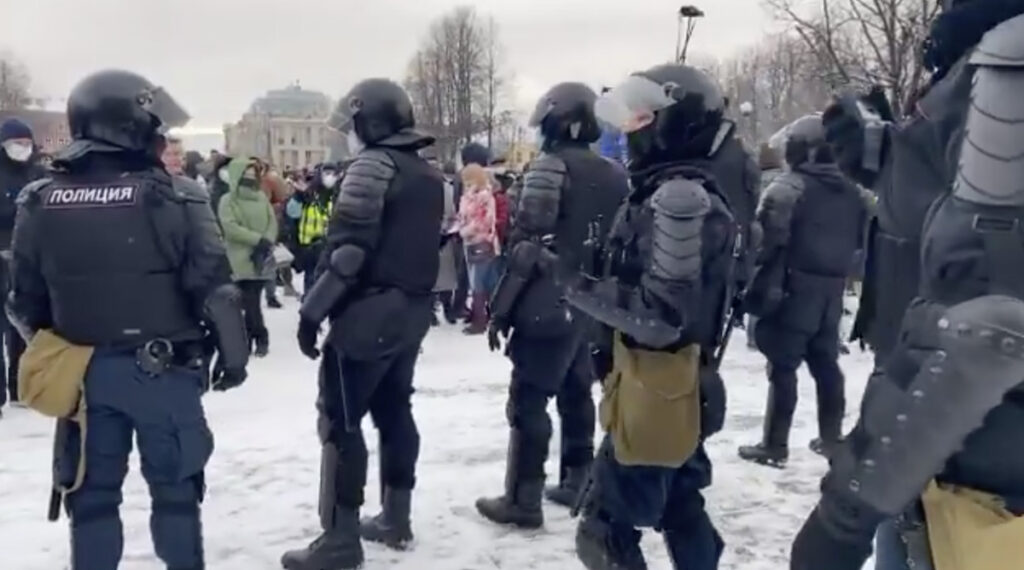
top-left (575, 510), bottom-right (647, 570)
top-left (359, 487), bottom-right (413, 550)
top-left (475, 431), bottom-right (544, 529)
top-left (254, 329), bottom-right (270, 358)
top-left (280, 507), bottom-right (364, 570)
top-left (738, 386), bottom-right (792, 468)
top-left (545, 464), bottom-right (590, 508)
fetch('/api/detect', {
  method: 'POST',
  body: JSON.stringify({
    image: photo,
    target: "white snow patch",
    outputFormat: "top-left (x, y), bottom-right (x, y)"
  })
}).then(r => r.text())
top-left (0, 297), bottom-right (875, 569)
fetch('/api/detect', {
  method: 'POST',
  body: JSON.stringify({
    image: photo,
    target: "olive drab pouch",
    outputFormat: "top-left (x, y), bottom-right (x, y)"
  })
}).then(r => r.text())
top-left (922, 480), bottom-right (1024, 570)
top-left (18, 329), bottom-right (94, 419)
top-left (599, 333), bottom-right (701, 468)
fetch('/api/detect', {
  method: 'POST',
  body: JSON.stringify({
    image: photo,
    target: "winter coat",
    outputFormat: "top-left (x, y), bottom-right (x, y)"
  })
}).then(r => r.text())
top-left (493, 190), bottom-right (510, 248)
top-left (0, 152), bottom-right (46, 249)
top-left (218, 158), bottom-right (278, 281)
top-left (434, 179), bottom-right (459, 292)
top-left (458, 183), bottom-right (498, 251)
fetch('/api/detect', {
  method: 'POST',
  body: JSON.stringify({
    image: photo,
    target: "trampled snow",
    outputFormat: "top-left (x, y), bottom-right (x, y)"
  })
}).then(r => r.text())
top-left (0, 296), bottom-right (873, 569)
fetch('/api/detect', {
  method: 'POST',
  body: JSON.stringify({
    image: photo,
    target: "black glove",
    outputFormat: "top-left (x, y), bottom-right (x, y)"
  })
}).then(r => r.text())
top-left (487, 319), bottom-right (507, 352)
top-left (790, 506), bottom-right (874, 570)
top-left (251, 238), bottom-right (274, 268)
top-left (211, 358), bottom-right (247, 392)
top-left (297, 317), bottom-right (321, 360)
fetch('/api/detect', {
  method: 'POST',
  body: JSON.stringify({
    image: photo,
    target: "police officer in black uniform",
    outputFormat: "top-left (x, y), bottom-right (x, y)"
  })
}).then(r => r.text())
top-left (282, 78), bottom-right (443, 570)
top-left (474, 82), bottom-right (628, 528)
top-left (8, 69), bottom-right (249, 570)
top-left (738, 115), bottom-right (867, 467)
top-left (791, 8), bottom-right (1024, 570)
top-left (568, 64), bottom-right (737, 570)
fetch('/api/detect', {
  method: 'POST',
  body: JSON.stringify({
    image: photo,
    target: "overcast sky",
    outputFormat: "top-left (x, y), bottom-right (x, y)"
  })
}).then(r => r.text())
top-left (2, 0), bottom-right (776, 132)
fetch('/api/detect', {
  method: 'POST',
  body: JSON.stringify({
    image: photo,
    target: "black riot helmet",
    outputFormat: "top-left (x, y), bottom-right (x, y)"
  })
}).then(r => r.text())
top-left (770, 114), bottom-right (833, 167)
top-left (67, 70), bottom-right (189, 153)
top-left (596, 64), bottom-right (726, 170)
top-left (329, 78), bottom-right (433, 150)
top-left (528, 82), bottom-right (602, 150)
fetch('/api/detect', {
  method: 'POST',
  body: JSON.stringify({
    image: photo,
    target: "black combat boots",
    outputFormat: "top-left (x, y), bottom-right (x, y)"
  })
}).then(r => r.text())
top-left (359, 487), bottom-right (413, 550)
top-left (545, 463), bottom-right (591, 508)
top-left (738, 386), bottom-right (793, 468)
top-left (476, 430), bottom-right (545, 528)
top-left (575, 504), bottom-right (647, 570)
top-left (280, 506), bottom-right (364, 570)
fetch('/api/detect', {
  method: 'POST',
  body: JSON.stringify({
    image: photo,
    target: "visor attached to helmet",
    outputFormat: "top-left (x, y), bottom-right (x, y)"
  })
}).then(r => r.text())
top-left (139, 86), bottom-right (190, 133)
top-left (594, 75), bottom-right (677, 134)
top-left (328, 96), bottom-right (360, 134)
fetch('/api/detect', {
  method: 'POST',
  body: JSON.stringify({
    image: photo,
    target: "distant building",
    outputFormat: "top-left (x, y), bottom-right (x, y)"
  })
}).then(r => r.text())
top-left (224, 83), bottom-right (344, 169)
top-left (0, 109), bottom-right (71, 154)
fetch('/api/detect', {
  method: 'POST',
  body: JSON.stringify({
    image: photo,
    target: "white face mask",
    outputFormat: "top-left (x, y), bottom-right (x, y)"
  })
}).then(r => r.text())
top-left (347, 130), bottom-right (365, 155)
top-left (218, 168), bottom-right (231, 184)
top-left (3, 142), bottom-right (32, 162)
top-left (321, 173), bottom-right (339, 188)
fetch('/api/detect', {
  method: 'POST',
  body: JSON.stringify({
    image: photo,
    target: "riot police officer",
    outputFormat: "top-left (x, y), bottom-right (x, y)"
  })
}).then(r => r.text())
top-left (738, 115), bottom-right (867, 467)
top-left (568, 64), bottom-right (737, 570)
top-left (791, 10), bottom-right (1024, 570)
top-left (282, 78), bottom-right (443, 570)
top-left (8, 69), bottom-right (249, 570)
top-left (474, 82), bottom-right (628, 528)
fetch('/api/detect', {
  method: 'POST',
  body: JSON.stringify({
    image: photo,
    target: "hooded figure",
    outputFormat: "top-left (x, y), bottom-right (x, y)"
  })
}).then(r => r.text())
top-left (217, 157), bottom-right (277, 356)
top-left (209, 154), bottom-right (234, 221)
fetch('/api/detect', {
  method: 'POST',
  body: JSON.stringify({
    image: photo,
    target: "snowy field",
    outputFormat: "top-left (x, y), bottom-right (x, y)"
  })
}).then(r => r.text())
top-left (0, 296), bottom-right (873, 570)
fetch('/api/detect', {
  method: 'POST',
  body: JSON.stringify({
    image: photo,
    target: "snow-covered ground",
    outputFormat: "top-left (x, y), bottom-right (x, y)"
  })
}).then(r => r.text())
top-left (0, 296), bottom-right (873, 569)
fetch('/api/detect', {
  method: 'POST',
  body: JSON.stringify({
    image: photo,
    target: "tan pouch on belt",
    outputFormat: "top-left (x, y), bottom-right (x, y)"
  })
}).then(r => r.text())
top-left (923, 480), bottom-right (1024, 570)
top-left (18, 329), bottom-right (94, 493)
top-left (599, 333), bottom-right (701, 468)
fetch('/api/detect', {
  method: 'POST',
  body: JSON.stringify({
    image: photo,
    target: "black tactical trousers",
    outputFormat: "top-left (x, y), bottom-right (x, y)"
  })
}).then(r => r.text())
top-left (505, 330), bottom-right (595, 481)
top-left (236, 280), bottom-right (268, 340)
top-left (0, 258), bottom-right (22, 407)
top-left (316, 343), bottom-right (422, 511)
top-left (755, 314), bottom-right (846, 445)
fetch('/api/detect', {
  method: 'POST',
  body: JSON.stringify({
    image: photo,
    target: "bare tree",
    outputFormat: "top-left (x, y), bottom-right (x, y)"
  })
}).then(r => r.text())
top-left (0, 52), bottom-right (31, 111)
top-left (763, 0), bottom-right (939, 115)
top-left (404, 5), bottom-right (513, 162)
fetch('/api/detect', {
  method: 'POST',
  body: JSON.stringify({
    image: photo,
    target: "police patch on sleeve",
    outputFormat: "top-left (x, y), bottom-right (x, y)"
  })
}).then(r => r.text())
top-left (44, 185), bottom-right (139, 208)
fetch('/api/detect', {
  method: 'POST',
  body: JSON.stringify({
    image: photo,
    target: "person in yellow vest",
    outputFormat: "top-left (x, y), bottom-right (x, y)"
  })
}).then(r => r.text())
top-left (288, 162), bottom-right (341, 295)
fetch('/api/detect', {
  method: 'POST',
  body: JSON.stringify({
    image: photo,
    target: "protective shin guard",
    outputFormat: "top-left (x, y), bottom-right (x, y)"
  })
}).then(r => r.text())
top-left (280, 444), bottom-right (364, 570)
top-left (475, 429), bottom-right (545, 529)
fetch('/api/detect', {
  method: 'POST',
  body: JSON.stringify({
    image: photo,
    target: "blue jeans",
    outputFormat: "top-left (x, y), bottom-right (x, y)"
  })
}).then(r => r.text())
top-left (62, 352), bottom-right (213, 570)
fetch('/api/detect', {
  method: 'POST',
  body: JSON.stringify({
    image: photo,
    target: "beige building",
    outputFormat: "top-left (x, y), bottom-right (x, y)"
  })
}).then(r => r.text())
top-left (224, 84), bottom-right (344, 169)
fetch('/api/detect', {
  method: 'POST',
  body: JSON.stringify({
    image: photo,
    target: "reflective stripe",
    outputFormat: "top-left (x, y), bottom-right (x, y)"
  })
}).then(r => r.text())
top-left (298, 201), bottom-right (331, 245)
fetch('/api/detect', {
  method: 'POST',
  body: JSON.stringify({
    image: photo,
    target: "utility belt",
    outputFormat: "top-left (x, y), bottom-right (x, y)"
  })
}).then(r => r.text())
top-left (110, 338), bottom-right (208, 377)
top-left (899, 482), bottom-right (1024, 570)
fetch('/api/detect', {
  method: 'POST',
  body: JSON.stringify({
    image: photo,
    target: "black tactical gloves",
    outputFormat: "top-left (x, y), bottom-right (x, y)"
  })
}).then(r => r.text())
top-left (211, 357), bottom-right (247, 392)
top-left (822, 87), bottom-right (893, 190)
top-left (790, 506), bottom-right (874, 570)
top-left (251, 238), bottom-right (274, 270)
top-left (297, 318), bottom-right (321, 360)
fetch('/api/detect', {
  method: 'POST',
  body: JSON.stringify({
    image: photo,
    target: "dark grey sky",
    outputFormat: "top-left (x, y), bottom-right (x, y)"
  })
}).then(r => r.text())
top-left (2, 0), bottom-right (775, 131)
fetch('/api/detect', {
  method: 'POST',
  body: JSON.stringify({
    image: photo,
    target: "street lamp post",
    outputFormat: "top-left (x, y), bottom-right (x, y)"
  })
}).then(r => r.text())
top-left (676, 5), bottom-right (705, 63)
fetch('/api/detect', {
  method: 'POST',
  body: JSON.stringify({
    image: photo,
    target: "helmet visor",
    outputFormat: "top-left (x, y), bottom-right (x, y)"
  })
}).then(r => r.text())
top-left (528, 97), bottom-right (553, 128)
top-left (327, 97), bottom-right (358, 134)
top-left (594, 75), bottom-right (675, 134)
top-left (143, 87), bottom-right (190, 133)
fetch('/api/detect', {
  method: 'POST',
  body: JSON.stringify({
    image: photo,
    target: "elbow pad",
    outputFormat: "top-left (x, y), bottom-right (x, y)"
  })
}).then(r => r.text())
top-left (489, 240), bottom-right (543, 322)
top-left (203, 284), bottom-right (249, 372)
top-left (299, 244), bottom-right (366, 323)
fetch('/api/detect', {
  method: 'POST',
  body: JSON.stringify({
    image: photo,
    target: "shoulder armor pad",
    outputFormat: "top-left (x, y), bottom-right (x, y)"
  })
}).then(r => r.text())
top-left (344, 149), bottom-right (397, 184)
top-left (971, 14), bottom-right (1024, 67)
top-left (529, 152), bottom-right (568, 175)
top-left (763, 171), bottom-right (805, 202)
top-left (651, 177), bottom-right (710, 219)
top-left (172, 176), bottom-right (210, 204)
top-left (16, 178), bottom-right (51, 206)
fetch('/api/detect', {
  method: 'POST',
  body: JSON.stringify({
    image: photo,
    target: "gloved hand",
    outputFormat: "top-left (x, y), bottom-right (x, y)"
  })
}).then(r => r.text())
top-left (790, 506), bottom-right (873, 570)
top-left (251, 238), bottom-right (274, 269)
top-left (297, 317), bottom-right (322, 360)
top-left (211, 359), bottom-right (247, 392)
top-left (823, 89), bottom-right (891, 189)
top-left (487, 319), bottom-right (508, 352)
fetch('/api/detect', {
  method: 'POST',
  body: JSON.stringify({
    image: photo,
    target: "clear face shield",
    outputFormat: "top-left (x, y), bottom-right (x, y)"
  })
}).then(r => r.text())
top-left (328, 97), bottom-right (364, 154)
top-left (594, 75), bottom-right (677, 135)
top-left (139, 86), bottom-right (190, 134)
